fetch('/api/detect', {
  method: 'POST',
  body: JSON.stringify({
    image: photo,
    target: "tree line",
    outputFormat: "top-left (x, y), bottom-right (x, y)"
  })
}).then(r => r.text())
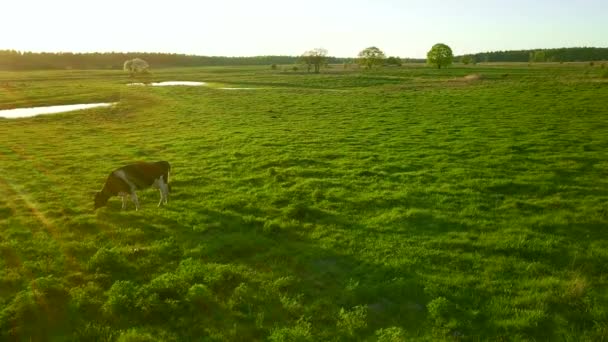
top-left (1, 47), bottom-right (606, 71)
top-left (0, 50), bottom-right (348, 71)
top-left (460, 47), bottom-right (608, 63)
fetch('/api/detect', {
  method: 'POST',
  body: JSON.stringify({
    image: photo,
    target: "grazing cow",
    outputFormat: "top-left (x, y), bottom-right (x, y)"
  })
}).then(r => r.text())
top-left (94, 161), bottom-right (170, 210)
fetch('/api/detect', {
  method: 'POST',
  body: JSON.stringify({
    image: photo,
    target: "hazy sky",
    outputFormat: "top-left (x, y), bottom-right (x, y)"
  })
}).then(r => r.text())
top-left (1, 0), bottom-right (606, 58)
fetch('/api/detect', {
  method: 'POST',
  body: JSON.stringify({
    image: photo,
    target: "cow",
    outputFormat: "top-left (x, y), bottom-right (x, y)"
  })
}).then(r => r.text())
top-left (94, 161), bottom-right (170, 211)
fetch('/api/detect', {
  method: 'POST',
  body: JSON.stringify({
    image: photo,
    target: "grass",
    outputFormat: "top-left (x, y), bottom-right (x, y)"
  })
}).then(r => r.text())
top-left (1, 64), bottom-right (607, 341)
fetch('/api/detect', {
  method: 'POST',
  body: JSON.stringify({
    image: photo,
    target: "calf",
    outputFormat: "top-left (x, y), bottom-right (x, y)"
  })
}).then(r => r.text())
top-left (94, 161), bottom-right (171, 210)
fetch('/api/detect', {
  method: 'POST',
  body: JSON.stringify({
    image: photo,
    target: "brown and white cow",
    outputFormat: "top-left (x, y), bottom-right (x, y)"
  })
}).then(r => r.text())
top-left (94, 161), bottom-right (171, 210)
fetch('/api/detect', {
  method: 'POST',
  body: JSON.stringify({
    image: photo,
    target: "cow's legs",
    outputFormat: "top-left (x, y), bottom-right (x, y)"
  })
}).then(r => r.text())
top-left (130, 191), bottom-right (140, 211)
top-left (153, 176), bottom-right (169, 207)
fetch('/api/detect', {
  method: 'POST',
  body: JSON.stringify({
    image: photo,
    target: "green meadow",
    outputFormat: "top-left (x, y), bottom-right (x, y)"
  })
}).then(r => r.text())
top-left (0, 64), bottom-right (607, 341)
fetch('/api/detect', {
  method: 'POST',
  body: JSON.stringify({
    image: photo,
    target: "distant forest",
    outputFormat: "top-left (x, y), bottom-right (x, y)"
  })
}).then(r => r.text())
top-left (0, 51), bottom-right (347, 71)
top-left (0, 47), bottom-right (606, 70)
top-left (462, 47), bottom-right (608, 63)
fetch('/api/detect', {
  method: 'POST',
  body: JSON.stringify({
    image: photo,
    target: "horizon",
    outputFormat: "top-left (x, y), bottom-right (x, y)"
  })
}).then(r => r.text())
top-left (3, 45), bottom-right (608, 60)
top-left (2, 1), bottom-right (607, 58)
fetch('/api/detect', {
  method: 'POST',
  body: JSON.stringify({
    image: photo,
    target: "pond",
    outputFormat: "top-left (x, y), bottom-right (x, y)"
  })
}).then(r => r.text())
top-left (126, 82), bottom-right (260, 90)
top-left (127, 81), bottom-right (206, 86)
top-left (0, 103), bottom-right (115, 119)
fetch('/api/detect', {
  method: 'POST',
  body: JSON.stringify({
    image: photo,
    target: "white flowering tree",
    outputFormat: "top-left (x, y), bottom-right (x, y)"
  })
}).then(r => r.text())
top-left (123, 58), bottom-right (150, 75)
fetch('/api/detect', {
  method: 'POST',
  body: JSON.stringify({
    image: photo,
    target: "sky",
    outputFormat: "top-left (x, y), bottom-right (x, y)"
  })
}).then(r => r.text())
top-left (1, 0), bottom-right (606, 58)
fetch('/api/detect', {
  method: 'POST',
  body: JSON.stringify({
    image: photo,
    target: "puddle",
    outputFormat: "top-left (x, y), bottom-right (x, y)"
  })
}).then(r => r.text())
top-left (126, 81), bottom-right (262, 90)
top-left (128, 81), bottom-right (206, 86)
top-left (0, 103), bottom-right (115, 119)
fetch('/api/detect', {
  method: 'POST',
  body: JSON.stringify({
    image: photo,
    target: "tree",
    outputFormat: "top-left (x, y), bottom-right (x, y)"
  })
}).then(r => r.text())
top-left (300, 48), bottom-right (328, 73)
top-left (461, 55), bottom-right (475, 65)
top-left (386, 56), bottom-right (402, 67)
top-left (529, 50), bottom-right (546, 63)
top-left (357, 47), bottom-right (386, 69)
top-left (427, 43), bottom-right (453, 69)
top-left (123, 58), bottom-right (149, 75)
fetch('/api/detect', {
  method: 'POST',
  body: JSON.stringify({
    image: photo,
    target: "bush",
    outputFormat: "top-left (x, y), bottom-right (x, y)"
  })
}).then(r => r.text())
top-left (145, 272), bottom-right (189, 300)
top-left (117, 329), bottom-right (157, 342)
top-left (69, 282), bottom-right (104, 315)
top-left (176, 258), bottom-right (207, 283)
top-left (0, 290), bottom-right (41, 339)
top-left (461, 55), bottom-right (475, 65)
top-left (30, 276), bottom-right (69, 305)
top-left (73, 323), bottom-right (118, 341)
top-left (88, 248), bottom-right (131, 275)
top-left (186, 284), bottom-right (213, 306)
top-left (103, 280), bottom-right (138, 316)
top-left (376, 327), bottom-right (407, 341)
top-left (386, 56), bottom-right (402, 67)
top-left (268, 317), bottom-right (313, 342)
top-left (137, 273), bottom-right (189, 320)
top-left (337, 305), bottom-right (367, 336)
top-left (271, 64), bottom-right (278, 70)
top-left (263, 219), bottom-right (282, 233)
top-left (427, 297), bottom-right (452, 325)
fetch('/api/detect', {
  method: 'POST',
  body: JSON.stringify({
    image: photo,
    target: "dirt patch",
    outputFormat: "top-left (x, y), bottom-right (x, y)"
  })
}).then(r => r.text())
top-left (463, 74), bottom-right (483, 81)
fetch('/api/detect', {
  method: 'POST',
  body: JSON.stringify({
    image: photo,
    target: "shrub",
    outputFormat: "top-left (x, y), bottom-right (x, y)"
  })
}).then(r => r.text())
top-left (186, 284), bottom-right (213, 306)
top-left (0, 290), bottom-right (41, 339)
top-left (88, 248), bottom-right (131, 275)
top-left (268, 317), bottom-right (313, 342)
top-left (228, 282), bottom-right (254, 312)
top-left (337, 305), bottom-right (367, 336)
top-left (30, 276), bottom-right (69, 305)
top-left (117, 329), bottom-right (156, 342)
top-left (427, 297), bottom-right (451, 323)
top-left (461, 55), bottom-right (475, 65)
top-left (386, 56), bottom-right (402, 67)
top-left (103, 280), bottom-right (138, 316)
top-left (176, 258), bottom-right (207, 283)
top-left (73, 323), bottom-right (118, 341)
top-left (271, 64), bottom-right (278, 70)
top-left (375, 327), bottom-right (407, 341)
top-left (69, 282), bottom-right (104, 315)
top-left (123, 58), bottom-right (150, 75)
top-left (263, 219), bottom-right (282, 233)
top-left (137, 273), bottom-right (189, 319)
top-left (145, 272), bottom-right (189, 300)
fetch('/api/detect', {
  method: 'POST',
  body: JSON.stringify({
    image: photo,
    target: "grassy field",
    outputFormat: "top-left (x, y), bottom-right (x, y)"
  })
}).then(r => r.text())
top-left (0, 64), bottom-right (607, 341)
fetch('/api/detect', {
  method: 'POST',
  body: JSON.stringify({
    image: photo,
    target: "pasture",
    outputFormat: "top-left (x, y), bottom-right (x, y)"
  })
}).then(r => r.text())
top-left (0, 64), bottom-right (607, 341)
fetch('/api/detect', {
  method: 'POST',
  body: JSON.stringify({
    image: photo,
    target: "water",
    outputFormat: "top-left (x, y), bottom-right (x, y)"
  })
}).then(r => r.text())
top-left (127, 82), bottom-right (260, 89)
top-left (128, 81), bottom-right (206, 86)
top-left (0, 103), bottom-right (115, 119)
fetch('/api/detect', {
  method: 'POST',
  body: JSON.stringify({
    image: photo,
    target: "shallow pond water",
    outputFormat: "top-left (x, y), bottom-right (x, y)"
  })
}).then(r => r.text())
top-left (128, 81), bottom-right (206, 86)
top-left (0, 103), bottom-right (115, 119)
top-left (126, 82), bottom-right (262, 90)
